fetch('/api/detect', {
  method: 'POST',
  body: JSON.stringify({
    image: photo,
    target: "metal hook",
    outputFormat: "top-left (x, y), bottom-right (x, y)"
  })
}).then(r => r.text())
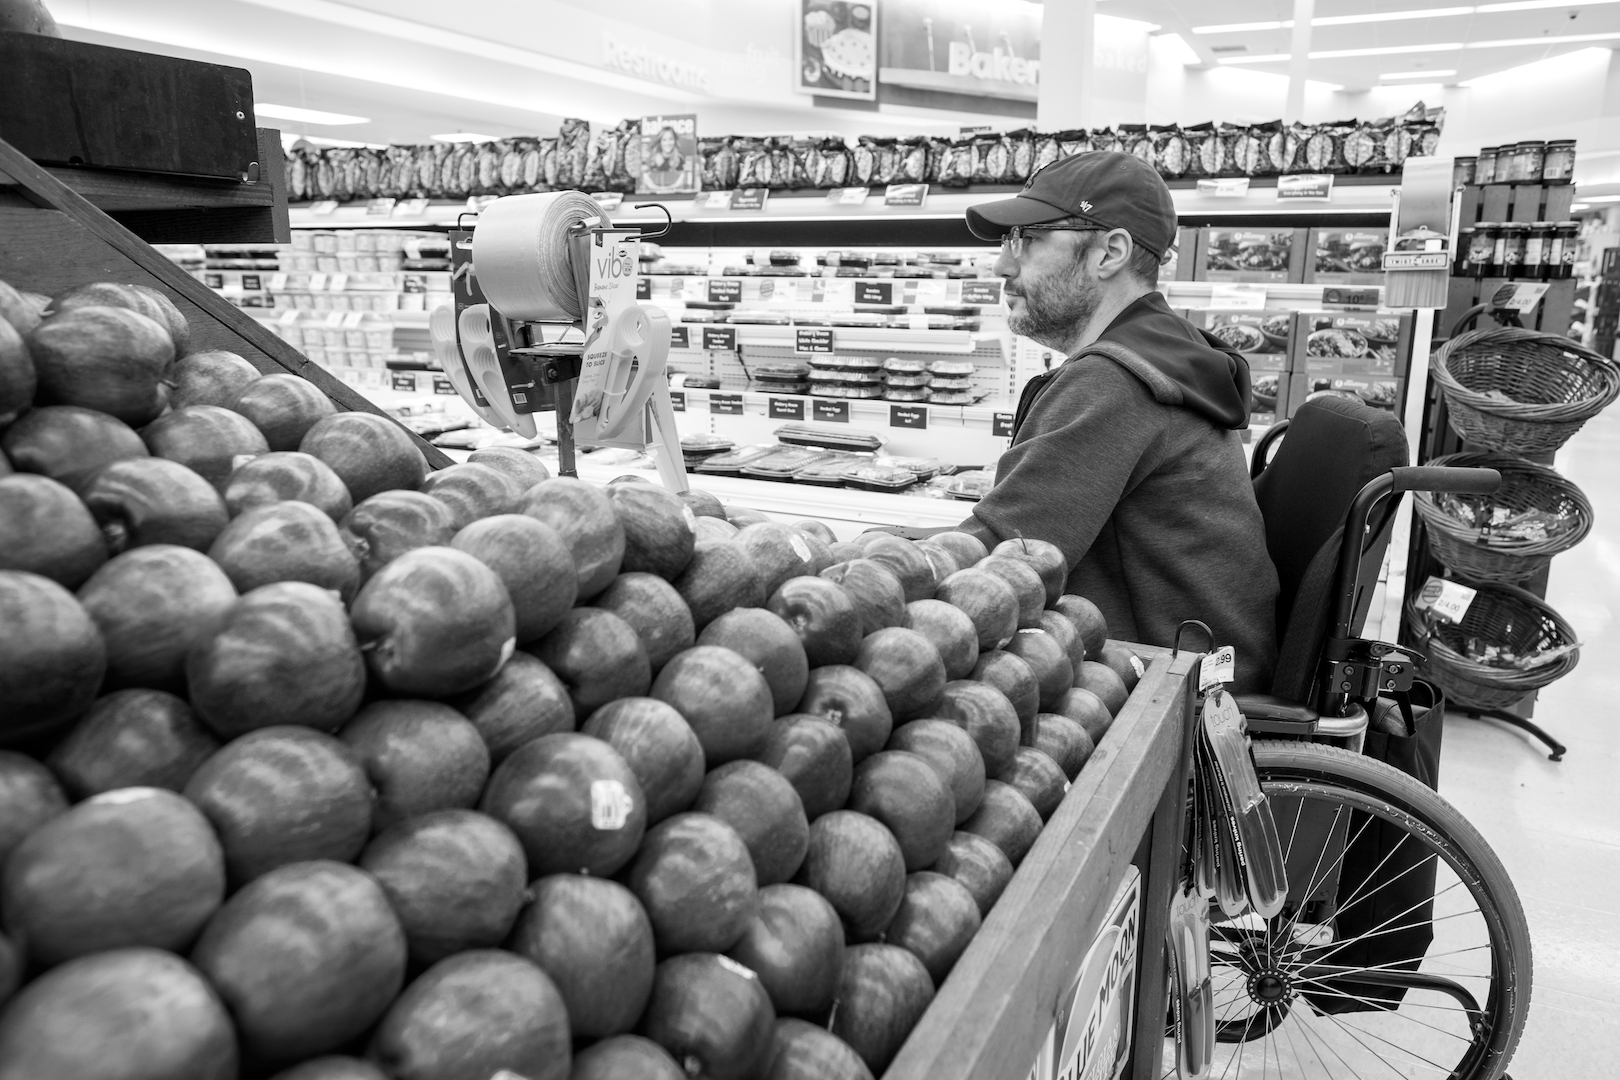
top-left (633, 202), bottom-right (673, 240)
top-left (1172, 620), bottom-right (1215, 659)
top-left (456, 211), bottom-right (479, 229)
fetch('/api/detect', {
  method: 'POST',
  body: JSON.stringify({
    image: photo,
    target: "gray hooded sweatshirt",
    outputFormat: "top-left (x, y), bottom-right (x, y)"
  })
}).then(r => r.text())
top-left (961, 291), bottom-right (1279, 692)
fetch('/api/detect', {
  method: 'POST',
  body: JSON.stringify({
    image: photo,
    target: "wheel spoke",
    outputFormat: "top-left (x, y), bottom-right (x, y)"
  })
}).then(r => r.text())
top-left (1290, 983), bottom-right (1474, 1041)
top-left (1318, 1007), bottom-right (1457, 1075)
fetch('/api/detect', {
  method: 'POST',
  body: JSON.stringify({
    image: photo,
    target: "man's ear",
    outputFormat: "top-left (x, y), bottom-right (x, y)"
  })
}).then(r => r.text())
top-left (1094, 229), bottom-right (1135, 280)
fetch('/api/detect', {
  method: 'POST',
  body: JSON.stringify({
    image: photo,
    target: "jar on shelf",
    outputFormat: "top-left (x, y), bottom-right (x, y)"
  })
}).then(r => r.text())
top-left (1524, 223), bottom-right (1553, 281)
top-left (1497, 223), bottom-right (1528, 277)
top-left (1475, 147), bottom-right (1500, 185)
top-left (1455, 227), bottom-right (1477, 275)
top-left (1543, 140), bottom-right (1577, 183)
top-left (1474, 223), bottom-right (1502, 277)
top-left (1551, 222), bottom-right (1579, 279)
top-left (1454, 156), bottom-right (1477, 189)
top-left (1512, 141), bottom-right (1546, 184)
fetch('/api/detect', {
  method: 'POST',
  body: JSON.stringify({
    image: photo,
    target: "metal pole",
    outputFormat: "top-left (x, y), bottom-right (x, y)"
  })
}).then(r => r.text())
top-left (1284, 0), bottom-right (1314, 125)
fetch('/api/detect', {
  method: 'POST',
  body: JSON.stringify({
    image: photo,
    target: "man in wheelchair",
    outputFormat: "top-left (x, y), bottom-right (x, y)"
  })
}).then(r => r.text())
top-left (953, 151), bottom-right (1279, 692)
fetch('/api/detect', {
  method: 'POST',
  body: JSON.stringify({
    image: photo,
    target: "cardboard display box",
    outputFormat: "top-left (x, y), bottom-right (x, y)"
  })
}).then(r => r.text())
top-left (1194, 227), bottom-right (1307, 284)
top-left (1288, 373), bottom-right (1403, 419)
top-left (1304, 227), bottom-right (1389, 286)
top-left (1166, 227), bottom-right (1199, 282)
top-left (1290, 309), bottom-right (1414, 379)
top-left (1192, 308), bottom-right (1295, 430)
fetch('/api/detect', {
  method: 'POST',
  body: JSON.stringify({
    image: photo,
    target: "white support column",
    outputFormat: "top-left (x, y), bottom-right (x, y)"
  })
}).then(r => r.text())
top-left (1037, 0), bottom-right (1096, 131)
top-left (1284, 0), bottom-right (1314, 124)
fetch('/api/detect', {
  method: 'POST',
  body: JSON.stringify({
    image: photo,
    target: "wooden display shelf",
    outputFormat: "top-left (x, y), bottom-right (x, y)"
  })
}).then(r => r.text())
top-left (888, 643), bottom-right (1197, 1080)
top-left (0, 133), bottom-right (450, 468)
top-left (0, 129), bottom-right (289, 245)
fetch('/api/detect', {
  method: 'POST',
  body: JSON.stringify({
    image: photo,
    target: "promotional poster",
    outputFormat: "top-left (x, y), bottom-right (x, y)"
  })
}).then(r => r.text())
top-left (639, 113), bottom-right (699, 195)
top-left (793, 0), bottom-right (877, 100)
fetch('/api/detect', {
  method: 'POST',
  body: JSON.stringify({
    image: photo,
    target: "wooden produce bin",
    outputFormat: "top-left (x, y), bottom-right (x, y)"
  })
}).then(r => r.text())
top-left (887, 643), bottom-right (1200, 1080)
top-left (0, 131), bottom-right (450, 468)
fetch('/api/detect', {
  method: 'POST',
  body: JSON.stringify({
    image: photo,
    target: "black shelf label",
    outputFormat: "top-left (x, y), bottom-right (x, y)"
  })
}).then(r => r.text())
top-left (710, 393), bottom-right (744, 415)
top-left (708, 279), bottom-right (742, 303)
top-left (242, 274), bottom-right (262, 291)
top-left (636, 278), bottom-right (651, 300)
top-left (992, 412), bottom-right (1015, 437)
top-left (670, 326), bottom-right (690, 349)
top-left (884, 183), bottom-right (928, 207)
top-left (769, 396), bottom-right (805, 420)
top-left (856, 281), bottom-right (893, 305)
top-left (702, 326), bottom-right (737, 352)
top-left (795, 328), bottom-right (834, 353)
top-left (890, 405), bottom-right (928, 429)
top-left (812, 400), bottom-right (850, 423)
top-left (960, 280), bottom-right (1003, 305)
top-left (391, 371), bottom-right (416, 391)
top-left (431, 374), bottom-right (457, 396)
top-left (670, 390), bottom-right (686, 412)
top-left (731, 188), bottom-right (768, 210)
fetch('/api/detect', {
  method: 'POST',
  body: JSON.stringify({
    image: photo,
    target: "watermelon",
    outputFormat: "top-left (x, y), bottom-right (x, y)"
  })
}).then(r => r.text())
top-left (626, 812), bottom-right (758, 955)
top-left (726, 884), bottom-right (844, 1017)
top-left (0, 750), bottom-right (68, 865)
top-left (450, 652), bottom-right (575, 764)
top-left (580, 696), bottom-right (705, 825)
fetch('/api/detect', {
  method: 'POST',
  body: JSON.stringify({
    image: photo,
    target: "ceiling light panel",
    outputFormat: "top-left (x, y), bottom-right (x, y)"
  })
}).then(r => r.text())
top-left (255, 102), bottom-right (370, 125)
top-left (1380, 69), bottom-right (1459, 79)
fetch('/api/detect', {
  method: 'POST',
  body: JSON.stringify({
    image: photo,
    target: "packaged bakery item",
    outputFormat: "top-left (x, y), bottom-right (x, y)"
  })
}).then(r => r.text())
top-left (1033, 131), bottom-right (1063, 173)
top-left (927, 374), bottom-right (974, 392)
top-left (740, 446), bottom-right (839, 482)
top-left (944, 471), bottom-right (995, 501)
top-left (735, 137), bottom-right (774, 188)
top-left (852, 137), bottom-right (879, 186)
top-left (928, 358), bottom-right (976, 377)
top-left (695, 444), bottom-right (778, 475)
top-left (699, 136), bottom-right (739, 190)
top-left (774, 424), bottom-right (886, 452)
top-left (883, 373), bottom-right (931, 389)
top-left (1057, 129), bottom-right (1091, 158)
top-left (875, 454), bottom-right (941, 481)
top-left (843, 383), bottom-right (884, 398)
top-left (1152, 125), bottom-right (1191, 178)
top-left (928, 389), bottom-right (977, 407)
top-left (937, 135), bottom-right (974, 187)
top-left (897, 136), bottom-right (930, 183)
top-left (1005, 129), bottom-right (1036, 183)
top-left (1301, 120), bottom-right (1353, 174)
top-left (883, 386), bottom-right (928, 403)
top-left (557, 117), bottom-right (591, 188)
top-left (1120, 123), bottom-right (1152, 166)
top-left (882, 356), bottom-right (928, 374)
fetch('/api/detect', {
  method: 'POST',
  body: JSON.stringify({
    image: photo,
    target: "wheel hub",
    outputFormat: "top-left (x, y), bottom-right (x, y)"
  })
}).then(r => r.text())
top-left (1248, 970), bottom-right (1294, 1005)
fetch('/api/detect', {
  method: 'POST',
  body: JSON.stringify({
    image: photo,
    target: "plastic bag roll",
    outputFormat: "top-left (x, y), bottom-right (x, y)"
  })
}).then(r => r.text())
top-left (472, 191), bottom-right (608, 322)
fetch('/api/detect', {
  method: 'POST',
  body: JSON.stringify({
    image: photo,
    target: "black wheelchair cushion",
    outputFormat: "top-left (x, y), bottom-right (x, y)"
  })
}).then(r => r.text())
top-left (1252, 396), bottom-right (1407, 702)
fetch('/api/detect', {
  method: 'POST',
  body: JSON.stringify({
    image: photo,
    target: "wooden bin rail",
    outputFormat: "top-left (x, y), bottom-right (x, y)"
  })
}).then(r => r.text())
top-left (0, 132), bottom-right (452, 469)
top-left (885, 642), bottom-right (1197, 1080)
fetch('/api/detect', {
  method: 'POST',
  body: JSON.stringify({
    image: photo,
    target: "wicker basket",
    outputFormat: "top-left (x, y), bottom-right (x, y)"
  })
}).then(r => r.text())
top-left (1413, 451), bottom-right (1594, 585)
top-left (1431, 327), bottom-right (1620, 454)
top-left (1404, 582), bottom-right (1580, 711)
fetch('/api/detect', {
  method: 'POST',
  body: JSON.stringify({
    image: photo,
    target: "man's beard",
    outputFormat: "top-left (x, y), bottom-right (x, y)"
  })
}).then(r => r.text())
top-left (1006, 260), bottom-right (1102, 351)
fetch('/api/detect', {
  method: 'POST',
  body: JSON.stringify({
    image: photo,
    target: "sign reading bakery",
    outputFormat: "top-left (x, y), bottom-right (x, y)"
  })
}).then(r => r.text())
top-left (794, 0), bottom-right (878, 101)
top-left (878, 0), bottom-right (1042, 104)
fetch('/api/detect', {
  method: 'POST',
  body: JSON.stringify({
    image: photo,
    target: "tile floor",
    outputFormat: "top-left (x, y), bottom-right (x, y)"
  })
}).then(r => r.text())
top-left (1431, 405), bottom-right (1620, 1078)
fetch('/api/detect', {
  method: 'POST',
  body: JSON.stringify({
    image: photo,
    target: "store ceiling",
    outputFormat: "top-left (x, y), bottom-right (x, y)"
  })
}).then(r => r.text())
top-left (1105, 0), bottom-right (1620, 89)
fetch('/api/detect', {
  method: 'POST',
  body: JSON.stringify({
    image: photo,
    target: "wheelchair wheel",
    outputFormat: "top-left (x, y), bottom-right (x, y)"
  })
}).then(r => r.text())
top-left (1198, 742), bottom-right (1530, 1080)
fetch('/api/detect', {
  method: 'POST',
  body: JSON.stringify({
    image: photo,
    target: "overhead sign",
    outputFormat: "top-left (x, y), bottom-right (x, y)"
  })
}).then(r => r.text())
top-left (879, 0), bottom-right (1041, 103)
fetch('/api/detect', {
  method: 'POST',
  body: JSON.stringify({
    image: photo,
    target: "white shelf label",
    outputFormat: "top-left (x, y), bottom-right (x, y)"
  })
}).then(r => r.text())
top-left (1417, 577), bottom-right (1477, 625)
top-left (1209, 284), bottom-right (1267, 309)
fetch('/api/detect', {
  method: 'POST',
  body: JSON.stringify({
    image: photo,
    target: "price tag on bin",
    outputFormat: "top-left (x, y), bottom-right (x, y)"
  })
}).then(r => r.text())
top-left (1199, 646), bottom-right (1235, 692)
top-left (1416, 577), bottom-right (1477, 625)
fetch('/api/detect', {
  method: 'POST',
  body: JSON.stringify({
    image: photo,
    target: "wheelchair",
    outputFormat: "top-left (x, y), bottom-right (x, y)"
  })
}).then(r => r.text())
top-left (1172, 395), bottom-right (1532, 1080)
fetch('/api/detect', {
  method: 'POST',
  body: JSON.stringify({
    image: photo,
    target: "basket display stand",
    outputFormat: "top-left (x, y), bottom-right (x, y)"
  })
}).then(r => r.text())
top-left (1405, 341), bottom-right (1572, 761)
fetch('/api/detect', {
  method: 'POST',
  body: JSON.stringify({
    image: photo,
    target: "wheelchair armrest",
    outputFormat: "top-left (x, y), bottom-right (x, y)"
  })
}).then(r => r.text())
top-left (1232, 692), bottom-right (1320, 735)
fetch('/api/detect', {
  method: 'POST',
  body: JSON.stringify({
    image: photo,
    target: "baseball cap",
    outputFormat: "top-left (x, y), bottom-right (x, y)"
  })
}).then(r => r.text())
top-left (965, 151), bottom-right (1178, 259)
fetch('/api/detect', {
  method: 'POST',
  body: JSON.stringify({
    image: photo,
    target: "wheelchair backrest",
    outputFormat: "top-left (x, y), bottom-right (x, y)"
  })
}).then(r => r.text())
top-left (1252, 396), bottom-right (1408, 702)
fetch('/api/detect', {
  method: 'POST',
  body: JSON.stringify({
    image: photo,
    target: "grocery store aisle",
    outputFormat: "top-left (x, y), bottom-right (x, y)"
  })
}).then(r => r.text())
top-left (1435, 406), bottom-right (1620, 1079)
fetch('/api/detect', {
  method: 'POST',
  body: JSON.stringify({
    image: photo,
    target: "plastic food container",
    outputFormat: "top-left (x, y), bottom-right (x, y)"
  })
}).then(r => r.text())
top-left (944, 472), bottom-right (995, 501)
top-left (842, 464), bottom-right (918, 492)
top-left (882, 356), bottom-right (928, 374)
top-left (755, 362), bottom-right (811, 378)
top-left (740, 447), bottom-right (838, 481)
top-left (928, 389), bottom-right (977, 406)
top-left (794, 452), bottom-right (872, 485)
top-left (928, 359), bottom-right (976, 376)
top-left (1465, 225), bottom-right (1495, 277)
top-left (883, 373), bottom-right (932, 388)
top-left (928, 375), bottom-right (975, 391)
top-left (874, 454), bottom-right (942, 481)
top-left (696, 445), bottom-right (779, 475)
top-left (775, 424), bottom-right (886, 452)
top-left (814, 355), bottom-right (882, 372)
top-left (883, 386), bottom-right (929, 402)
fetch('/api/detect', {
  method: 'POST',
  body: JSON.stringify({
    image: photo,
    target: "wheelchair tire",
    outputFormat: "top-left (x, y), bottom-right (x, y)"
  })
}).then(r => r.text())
top-left (1198, 741), bottom-right (1531, 1080)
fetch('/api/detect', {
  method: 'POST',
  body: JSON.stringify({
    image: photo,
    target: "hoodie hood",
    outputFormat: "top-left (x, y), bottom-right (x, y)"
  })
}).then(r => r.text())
top-left (1091, 291), bottom-right (1252, 429)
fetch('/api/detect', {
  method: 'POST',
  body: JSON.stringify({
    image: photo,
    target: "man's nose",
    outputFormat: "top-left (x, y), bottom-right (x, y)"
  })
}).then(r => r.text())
top-left (994, 245), bottom-right (1018, 280)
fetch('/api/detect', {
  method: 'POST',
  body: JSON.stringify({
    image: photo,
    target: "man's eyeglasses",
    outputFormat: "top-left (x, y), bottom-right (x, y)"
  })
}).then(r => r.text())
top-left (999, 224), bottom-right (1104, 257)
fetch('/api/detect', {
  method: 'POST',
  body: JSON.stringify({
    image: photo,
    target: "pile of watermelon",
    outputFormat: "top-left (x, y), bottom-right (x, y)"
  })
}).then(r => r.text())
top-left (0, 278), bottom-right (1143, 1080)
